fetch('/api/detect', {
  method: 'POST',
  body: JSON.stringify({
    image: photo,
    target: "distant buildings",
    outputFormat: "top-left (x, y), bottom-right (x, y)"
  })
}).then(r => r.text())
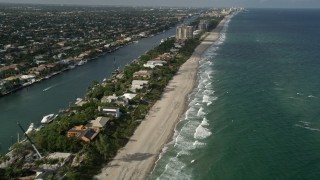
top-left (198, 20), bottom-right (209, 32)
top-left (176, 25), bottom-right (193, 40)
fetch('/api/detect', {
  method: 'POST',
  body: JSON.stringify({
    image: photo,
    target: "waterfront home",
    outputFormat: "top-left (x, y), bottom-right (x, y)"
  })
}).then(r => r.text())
top-left (4, 75), bottom-right (20, 81)
top-left (20, 74), bottom-right (36, 81)
top-left (29, 65), bottom-right (47, 75)
top-left (159, 53), bottom-right (172, 61)
top-left (35, 153), bottom-right (72, 179)
top-left (101, 94), bottom-right (129, 106)
top-left (67, 125), bottom-right (99, 142)
top-left (75, 98), bottom-right (87, 106)
top-left (131, 80), bottom-right (149, 92)
top-left (85, 117), bottom-right (110, 130)
top-left (0, 64), bottom-right (19, 72)
top-left (133, 70), bottom-right (152, 79)
top-left (98, 106), bottom-right (121, 118)
top-left (35, 169), bottom-right (55, 180)
top-left (143, 61), bottom-right (166, 69)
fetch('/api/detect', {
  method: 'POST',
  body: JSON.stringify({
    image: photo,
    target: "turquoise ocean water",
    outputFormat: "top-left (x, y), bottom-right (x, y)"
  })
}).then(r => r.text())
top-left (150, 9), bottom-right (320, 179)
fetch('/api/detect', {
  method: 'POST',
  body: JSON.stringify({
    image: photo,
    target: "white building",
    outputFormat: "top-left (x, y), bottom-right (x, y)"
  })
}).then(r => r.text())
top-left (122, 93), bottom-right (137, 100)
top-left (176, 25), bottom-right (193, 40)
top-left (99, 106), bottom-right (121, 118)
top-left (131, 80), bottom-right (149, 92)
top-left (101, 94), bottom-right (129, 106)
top-left (143, 61), bottom-right (167, 69)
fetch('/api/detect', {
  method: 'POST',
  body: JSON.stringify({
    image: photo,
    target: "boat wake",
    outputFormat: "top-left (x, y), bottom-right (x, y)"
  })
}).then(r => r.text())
top-left (295, 121), bottom-right (320, 132)
top-left (43, 84), bottom-right (59, 92)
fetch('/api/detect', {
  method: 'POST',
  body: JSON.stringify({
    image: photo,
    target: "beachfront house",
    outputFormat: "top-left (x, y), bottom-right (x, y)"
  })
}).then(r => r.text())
top-left (143, 61), bottom-right (167, 69)
top-left (67, 125), bottom-right (99, 142)
top-left (133, 70), bottom-right (152, 79)
top-left (101, 94), bottom-right (129, 106)
top-left (131, 80), bottom-right (149, 92)
top-left (98, 106), bottom-right (121, 118)
top-left (122, 93), bottom-right (137, 100)
top-left (85, 117), bottom-right (110, 130)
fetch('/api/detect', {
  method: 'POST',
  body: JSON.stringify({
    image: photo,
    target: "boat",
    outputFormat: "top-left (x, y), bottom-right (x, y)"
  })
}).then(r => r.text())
top-left (25, 123), bottom-right (35, 134)
top-left (41, 114), bottom-right (56, 124)
top-left (68, 65), bottom-right (76, 69)
top-left (77, 60), bottom-right (87, 66)
top-left (133, 40), bottom-right (139, 43)
top-left (112, 67), bottom-right (121, 75)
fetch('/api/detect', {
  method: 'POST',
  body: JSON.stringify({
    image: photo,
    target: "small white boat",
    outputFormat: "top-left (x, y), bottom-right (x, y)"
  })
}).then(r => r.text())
top-left (26, 123), bottom-right (35, 134)
top-left (41, 114), bottom-right (55, 124)
top-left (77, 60), bottom-right (87, 66)
top-left (68, 65), bottom-right (76, 69)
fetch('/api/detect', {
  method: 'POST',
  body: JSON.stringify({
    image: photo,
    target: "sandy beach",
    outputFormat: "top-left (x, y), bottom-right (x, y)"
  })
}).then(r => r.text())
top-left (96, 16), bottom-right (230, 180)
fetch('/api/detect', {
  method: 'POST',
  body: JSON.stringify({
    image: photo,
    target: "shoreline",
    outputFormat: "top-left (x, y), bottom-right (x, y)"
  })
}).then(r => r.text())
top-left (96, 15), bottom-right (231, 180)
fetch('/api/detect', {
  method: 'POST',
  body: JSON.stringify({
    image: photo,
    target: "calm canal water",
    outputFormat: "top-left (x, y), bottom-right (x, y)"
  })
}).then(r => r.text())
top-left (0, 23), bottom-right (185, 153)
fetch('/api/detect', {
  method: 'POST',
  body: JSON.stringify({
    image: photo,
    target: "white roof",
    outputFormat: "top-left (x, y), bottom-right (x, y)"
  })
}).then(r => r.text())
top-left (147, 61), bottom-right (167, 64)
top-left (47, 152), bottom-right (72, 159)
top-left (132, 80), bottom-right (148, 85)
top-left (123, 93), bottom-right (137, 100)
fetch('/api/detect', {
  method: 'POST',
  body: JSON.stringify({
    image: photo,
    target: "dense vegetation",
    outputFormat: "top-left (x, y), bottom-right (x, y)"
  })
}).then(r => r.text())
top-left (0, 15), bottom-right (224, 179)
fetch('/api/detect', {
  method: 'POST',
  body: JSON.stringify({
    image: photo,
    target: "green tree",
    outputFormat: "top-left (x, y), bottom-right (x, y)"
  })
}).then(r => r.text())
top-left (94, 135), bottom-right (110, 160)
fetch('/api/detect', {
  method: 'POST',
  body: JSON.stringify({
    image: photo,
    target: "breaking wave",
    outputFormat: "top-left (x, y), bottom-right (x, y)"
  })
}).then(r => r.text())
top-left (150, 14), bottom-right (233, 180)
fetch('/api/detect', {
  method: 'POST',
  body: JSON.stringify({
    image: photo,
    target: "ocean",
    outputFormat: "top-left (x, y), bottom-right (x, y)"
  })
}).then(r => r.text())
top-left (150, 9), bottom-right (320, 179)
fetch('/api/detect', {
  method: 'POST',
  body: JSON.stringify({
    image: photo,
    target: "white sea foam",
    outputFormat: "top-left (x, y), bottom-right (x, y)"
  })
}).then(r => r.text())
top-left (204, 82), bottom-right (213, 89)
top-left (295, 124), bottom-right (320, 132)
top-left (202, 95), bottom-right (210, 105)
top-left (193, 140), bottom-right (206, 148)
top-left (157, 157), bottom-right (192, 180)
top-left (197, 107), bottom-right (206, 117)
top-left (152, 12), bottom-right (233, 180)
top-left (184, 107), bottom-right (197, 120)
top-left (308, 95), bottom-right (316, 98)
top-left (194, 124), bottom-right (212, 139)
top-left (201, 117), bottom-right (209, 126)
top-left (299, 121), bottom-right (310, 126)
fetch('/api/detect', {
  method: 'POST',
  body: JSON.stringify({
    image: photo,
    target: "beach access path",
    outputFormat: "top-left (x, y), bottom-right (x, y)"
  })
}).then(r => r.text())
top-left (96, 15), bottom-right (230, 180)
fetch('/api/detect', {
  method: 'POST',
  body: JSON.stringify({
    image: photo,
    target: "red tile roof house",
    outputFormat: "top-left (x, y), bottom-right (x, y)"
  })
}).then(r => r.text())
top-left (67, 125), bottom-right (99, 142)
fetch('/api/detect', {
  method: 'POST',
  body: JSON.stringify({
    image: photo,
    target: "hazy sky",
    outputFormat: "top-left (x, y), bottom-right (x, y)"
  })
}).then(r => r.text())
top-left (0, 0), bottom-right (320, 8)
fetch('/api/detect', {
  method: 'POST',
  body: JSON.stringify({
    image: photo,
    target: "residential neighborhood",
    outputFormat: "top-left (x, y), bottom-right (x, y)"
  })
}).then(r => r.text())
top-left (0, 4), bottom-right (203, 96)
top-left (0, 5), bottom-right (233, 179)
